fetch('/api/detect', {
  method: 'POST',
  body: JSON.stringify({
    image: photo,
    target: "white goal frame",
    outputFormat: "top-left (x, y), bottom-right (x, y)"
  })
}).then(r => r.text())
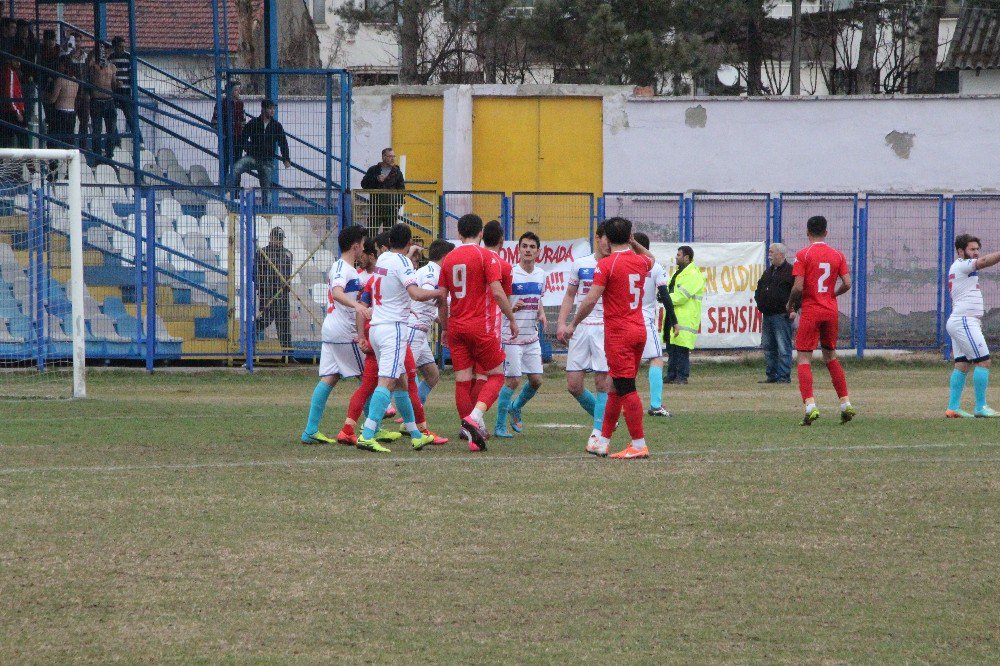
top-left (0, 148), bottom-right (85, 398)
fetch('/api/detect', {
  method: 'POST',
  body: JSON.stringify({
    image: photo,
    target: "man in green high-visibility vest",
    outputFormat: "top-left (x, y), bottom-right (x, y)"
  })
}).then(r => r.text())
top-left (665, 245), bottom-right (705, 384)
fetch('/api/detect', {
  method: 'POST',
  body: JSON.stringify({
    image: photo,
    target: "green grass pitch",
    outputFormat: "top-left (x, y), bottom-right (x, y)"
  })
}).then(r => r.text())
top-left (0, 360), bottom-right (997, 662)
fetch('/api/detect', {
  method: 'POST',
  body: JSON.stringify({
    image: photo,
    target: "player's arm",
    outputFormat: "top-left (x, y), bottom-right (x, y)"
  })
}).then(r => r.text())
top-left (834, 272), bottom-right (852, 297)
top-left (406, 283), bottom-right (442, 302)
top-left (629, 235), bottom-right (656, 260)
top-left (975, 251), bottom-right (1000, 270)
top-left (569, 284), bottom-right (605, 328)
top-left (556, 282), bottom-right (579, 343)
top-left (331, 285), bottom-right (371, 319)
top-left (787, 276), bottom-right (804, 315)
top-left (489, 280), bottom-right (519, 339)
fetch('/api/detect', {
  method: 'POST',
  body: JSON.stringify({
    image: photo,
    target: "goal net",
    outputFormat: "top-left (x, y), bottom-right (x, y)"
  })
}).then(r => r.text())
top-left (0, 149), bottom-right (85, 399)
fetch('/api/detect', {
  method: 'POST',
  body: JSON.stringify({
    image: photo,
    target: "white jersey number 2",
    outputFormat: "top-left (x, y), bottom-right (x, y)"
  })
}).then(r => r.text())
top-left (453, 265), bottom-right (467, 299)
top-left (817, 263), bottom-right (831, 293)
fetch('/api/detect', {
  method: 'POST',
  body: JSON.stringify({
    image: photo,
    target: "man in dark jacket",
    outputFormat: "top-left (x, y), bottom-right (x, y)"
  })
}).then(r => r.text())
top-left (232, 99), bottom-right (290, 206)
top-left (255, 226), bottom-right (293, 355)
top-left (754, 242), bottom-right (795, 383)
top-left (360, 147), bottom-right (405, 231)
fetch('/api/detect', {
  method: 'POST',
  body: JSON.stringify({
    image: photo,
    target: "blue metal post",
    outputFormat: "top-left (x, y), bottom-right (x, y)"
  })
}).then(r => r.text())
top-left (856, 205), bottom-right (868, 358)
top-left (212, 0), bottom-right (227, 194)
top-left (506, 195), bottom-right (514, 239)
top-left (133, 187), bottom-right (145, 345)
top-left (342, 188), bottom-right (352, 233)
top-left (244, 191), bottom-right (257, 372)
top-left (94, 1), bottom-right (107, 43)
top-left (684, 197), bottom-right (694, 243)
top-left (765, 197), bottom-right (772, 262)
top-left (238, 191), bottom-right (248, 362)
top-left (849, 194), bottom-right (859, 348)
top-left (30, 188), bottom-right (44, 370)
top-left (325, 74), bottom-right (333, 207)
top-left (676, 197), bottom-right (684, 242)
top-left (773, 196), bottom-right (782, 243)
top-left (942, 198), bottom-right (955, 360)
top-left (127, 0), bottom-right (141, 184)
top-left (340, 72), bottom-right (352, 192)
top-left (145, 189), bottom-right (157, 371)
top-left (264, 0), bottom-right (279, 209)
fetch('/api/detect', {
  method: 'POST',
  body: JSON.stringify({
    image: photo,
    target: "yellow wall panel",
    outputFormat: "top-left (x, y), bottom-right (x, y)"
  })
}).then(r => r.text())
top-left (538, 97), bottom-right (602, 197)
top-left (473, 97), bottom-right (539, 192)
top-left (391, 96), bottom-right (444, 194)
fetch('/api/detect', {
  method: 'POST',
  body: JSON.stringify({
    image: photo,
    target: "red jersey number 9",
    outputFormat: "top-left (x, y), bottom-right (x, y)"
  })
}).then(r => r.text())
top-left (628, 274), bottom-right (641, 310)
top-left (453, 264), bottom-right (467, 299)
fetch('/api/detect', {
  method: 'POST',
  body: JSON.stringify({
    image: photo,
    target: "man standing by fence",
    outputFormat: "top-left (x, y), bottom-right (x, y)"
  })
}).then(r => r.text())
top-left (361, 148), bottom-right (405, 232)
top-left (665, 245), bottom-right (705, 384)
top-left (755, 243), bottom-right (795, 383)
top-left (255, 227), bottom-right (293, 358)
top-left (232, 99), bottom-right (290, 207)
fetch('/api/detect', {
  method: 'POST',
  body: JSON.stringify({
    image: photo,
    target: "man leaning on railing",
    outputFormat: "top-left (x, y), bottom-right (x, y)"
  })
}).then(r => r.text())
top-left (361, 147), bottom-right (405, 232)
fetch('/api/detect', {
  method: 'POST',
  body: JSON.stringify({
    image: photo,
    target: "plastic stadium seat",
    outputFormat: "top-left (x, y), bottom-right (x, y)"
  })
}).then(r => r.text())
top-left (88, 198), bottom-right (117, 223)
top-left (80, 165), bottom-right (97, 185)
top-left (0, 316), bottom-right (24, 343)
top-left (175, 214), bottom-right (200, 236)
top-left (166, 163), bottom-right (191, 187)
top-left (112, 147), bottom-right (131, 165)
top-left (113, 313), bottom-right (139, 339)
top-left (94, 164), bottom-right (119, 185)
top-left (90, 313), bottom-right (128, 342)
top-left (155, 315), bottom-right (182, 342)
top-left (205, 200), bottom-right (228, 220)
top-left (86, 227), bottom-right (114, 252)
top-left (254, 217), bottom-right (272, 241)
top-left (156, 148), bottom-right (179, 170)
top-left (118, 168), bottom-right (135, 186)
top-left (313, 249), bottom-right (334, 270)
top-left (183, 232), bottom-right (209, 253)
top-left (111, 230), bottom-right (136, 262)
top-left (159, 197), bottom-right (182, 222)
top-left (190, 164), bottom-right (213, 187)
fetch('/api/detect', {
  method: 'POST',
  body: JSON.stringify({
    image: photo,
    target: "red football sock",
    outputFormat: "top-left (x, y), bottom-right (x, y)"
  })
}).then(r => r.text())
top-left (341, 423), bottom-right (354, 436)
top-left (797, 363), bottom-right (814, 403)
top-left (408, 372), bottom-right (425, 424)
top-left (471, 378), bottom-right (486, 404)
top-left (477, 373), bottom-right (505, 410)
top-left (826, 358), bottom-right (849, 400)
top-left (456, 380), bottom-right (474, 418)
top-left (347, 368), bottom-right (378, 422)
top-left (601, 391), bottom-right (623, 439)
top-left (621, 391), bottom-right (645, 440)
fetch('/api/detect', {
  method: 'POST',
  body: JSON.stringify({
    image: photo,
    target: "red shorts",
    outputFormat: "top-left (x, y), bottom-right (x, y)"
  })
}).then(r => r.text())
top-left (604, 327), bottom-right (646, 379)
top-left (796, 311), bottom-right (839, 352)
top-left (448, 327), bottom-right (505, 373)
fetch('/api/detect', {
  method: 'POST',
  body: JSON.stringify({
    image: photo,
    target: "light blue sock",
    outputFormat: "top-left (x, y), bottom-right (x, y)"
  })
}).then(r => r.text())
top-left (574, 389), bottom-right (596, 417)
top-left (362, 387), bottom-right (392, 439)
top-left (948, 369), bottom-right (967, 411)
top-left (973, 366), bottom-right (989, 412)
top-left (512, 383), bottom-right (538, 410)
top-left (392, 390), bottom-right (422, 438)
top-left (648, 365), bottom-right (663, 410)
top-left (594, 391), bottom-right (608, 432)
top-left (417, 379), bottom-right (433, 404)
top-left (495, 385), bottom-right (514, 432)
top-left (303, 381), bottom-right (333, 439)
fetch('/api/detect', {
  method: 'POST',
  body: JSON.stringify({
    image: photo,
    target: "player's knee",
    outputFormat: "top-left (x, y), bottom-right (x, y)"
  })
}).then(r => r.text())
top-left (505, 377), bottom-right (519, 390)
top-left (528, 375), bottom-right (543, 390)
top-left (612, 377), bottom-right (637, 396)
top-left (977, 356), bottom-right (991, 368)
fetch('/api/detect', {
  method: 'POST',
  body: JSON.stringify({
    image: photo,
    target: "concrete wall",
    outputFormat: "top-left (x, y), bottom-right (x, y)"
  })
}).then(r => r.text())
top-left (603, 94), bottom-right (1000, 193)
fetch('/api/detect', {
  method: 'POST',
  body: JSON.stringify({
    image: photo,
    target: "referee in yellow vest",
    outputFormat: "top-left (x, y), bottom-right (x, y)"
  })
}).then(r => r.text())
top-left (665, 245), bottom-right (705, 384)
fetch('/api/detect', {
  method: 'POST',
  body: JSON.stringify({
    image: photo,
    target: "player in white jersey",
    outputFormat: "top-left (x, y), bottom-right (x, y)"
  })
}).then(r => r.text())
top-left (557, 222), bottom-right (611, 447)
top-left (494, 232), bottom-right (548, 438)
top-left (945, 234), bottom-right (1000, 418)
top-left (407, 239), bottom-right (455, 405)
top-left (357, 224), bottom-right (443, 450)
top-left (300, 225), bottom-right (369, 445)
top-left (633, 233), bottom-right (672, 417)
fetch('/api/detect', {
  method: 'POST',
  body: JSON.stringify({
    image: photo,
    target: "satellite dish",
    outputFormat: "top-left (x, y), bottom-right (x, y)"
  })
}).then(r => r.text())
top-left (717, 64), bottom-right (739, 87)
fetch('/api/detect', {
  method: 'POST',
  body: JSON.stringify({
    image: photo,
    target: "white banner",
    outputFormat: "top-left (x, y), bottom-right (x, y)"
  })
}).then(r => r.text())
top-left (448, 239), bottom-right (592, 307)
top-left (651, 242), bottom-right (767, 349)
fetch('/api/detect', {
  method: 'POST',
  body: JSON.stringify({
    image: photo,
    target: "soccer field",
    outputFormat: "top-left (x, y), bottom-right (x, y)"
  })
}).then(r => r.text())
top-left (1, 361), bottom-right (997, 662)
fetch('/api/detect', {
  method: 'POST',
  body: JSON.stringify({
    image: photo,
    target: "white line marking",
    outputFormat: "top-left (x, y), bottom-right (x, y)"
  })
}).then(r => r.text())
top-left (0, 441), bottom-right (996, 476)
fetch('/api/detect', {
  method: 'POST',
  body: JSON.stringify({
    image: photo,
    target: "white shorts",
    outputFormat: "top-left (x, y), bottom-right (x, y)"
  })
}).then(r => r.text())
top-left (319, 341), bottom-right (364, 378)
top-left (503, 341), bottom-right (543, 377)
top-left (566, 324), bottom-right (608, 373)
top-left (407, 327), bottom-right (436, 368)
top-left (947, 314), bottom-right (990, 362)
top-left (370, 322), bottom-right (409, 378)
top-left (641, 322), bottom-right (663, 361)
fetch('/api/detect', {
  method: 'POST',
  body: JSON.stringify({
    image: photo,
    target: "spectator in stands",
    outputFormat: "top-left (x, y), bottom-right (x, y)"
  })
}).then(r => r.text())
top-left (39, 29), bottom-right (60, 137)
top-left (46, 57), bottom-right (79, 149)
top-left (754, 242), bottom-right (795, 384)
top-left (87, 44), bottom-right (118, 160)
top-left (255, 226), bottom-right (293, 356)
top-left (211, 79), bottom-right (245, 178)
top-left (0, 18), bottom-right (16, 55)
top-left (232, 99), bottom-right (290, 206)
top-left (110, 36), bottom-right (142, 148)
top-left (361, 147), bottom-right (405, 232)
top-left (74, 46), bottom-right (92, 152)
top-left (13, 20), bottom-right (37, 147)
top-left (0, 57), bottom-right (26, 149)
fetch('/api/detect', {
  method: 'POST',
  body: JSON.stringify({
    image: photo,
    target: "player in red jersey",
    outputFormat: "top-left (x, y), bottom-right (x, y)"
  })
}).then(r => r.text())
top-left (471, 219), bottom-right (513, 403)
top-left (438, 214), bottom-right (519, 451)
top-left (565, 217), bottom-right (656, 459)
top-left (787, 215), bottom-right (856, 426)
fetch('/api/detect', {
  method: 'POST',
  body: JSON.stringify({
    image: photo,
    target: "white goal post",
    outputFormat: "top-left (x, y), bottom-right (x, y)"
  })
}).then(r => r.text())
top-left (0, 148), bottom-right (85, 398)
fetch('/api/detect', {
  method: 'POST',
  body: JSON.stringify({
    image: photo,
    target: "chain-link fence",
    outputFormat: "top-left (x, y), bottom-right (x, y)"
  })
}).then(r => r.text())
top-left (351, 189), bottom-right (436, 247)
top-left (689, 193), bottom-right (771, 243)
top-left (949, 196), bottom-right (1000, 345)
top-left (602, 192), bottom-right (683, 243)
top-left (440, 191), bottom-right (507, 238)
top-left (511, 192), bottom-right (593, 241)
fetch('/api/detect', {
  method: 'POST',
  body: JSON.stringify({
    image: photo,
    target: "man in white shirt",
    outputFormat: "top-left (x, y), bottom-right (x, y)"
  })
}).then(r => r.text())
top-left (357, 224), bottom-right (443, 451)
top-left (300, 225), bottom-right (369, 444)
top-left (407, 239), bottom-right (455, 405)
top-left (945, 233), bottom-right (1000, 418)
top-left (556, 222), bottom-right (611, 450)
top-left (494, 232), bottom-right (548, 438)
top-left (634, 233), bottom-right (672, 417)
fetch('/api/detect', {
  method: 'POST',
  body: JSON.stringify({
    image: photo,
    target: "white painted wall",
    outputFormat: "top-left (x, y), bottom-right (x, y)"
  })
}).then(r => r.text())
top-left (959, 70), bottom-right (1000, 95)
top-left (603, 94), bottom-right (1000, 193)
